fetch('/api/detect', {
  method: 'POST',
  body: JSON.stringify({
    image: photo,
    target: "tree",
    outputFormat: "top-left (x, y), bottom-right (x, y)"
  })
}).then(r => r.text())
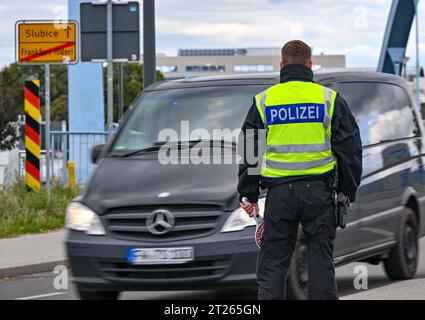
top-left (0, 64), bottom-right (68, 150)
top-left (51, 94), bottom-right (68, 122)
top-left (0, 62), bottom-right (163, 150)
top-left (104, 63), bottom-right (164, 121)
top-left (0, 64), bottom-right (42, 150)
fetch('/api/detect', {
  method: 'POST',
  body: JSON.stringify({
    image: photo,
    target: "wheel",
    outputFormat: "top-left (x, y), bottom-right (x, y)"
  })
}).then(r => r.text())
top-left (286, 231), bottom-right (308, 300)
top-left (384, 207), bottom-right (418, 280)
top-left (76, 286), bottom-right (120, 300)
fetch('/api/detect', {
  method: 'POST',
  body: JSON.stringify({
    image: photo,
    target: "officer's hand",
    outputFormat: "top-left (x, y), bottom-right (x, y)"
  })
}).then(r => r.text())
top-left (240, 202), bottom-right (259, 218)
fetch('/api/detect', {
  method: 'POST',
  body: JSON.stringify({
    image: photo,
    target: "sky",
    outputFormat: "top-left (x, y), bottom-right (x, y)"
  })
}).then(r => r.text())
top-left (1, 0), bottom-right (425, 69)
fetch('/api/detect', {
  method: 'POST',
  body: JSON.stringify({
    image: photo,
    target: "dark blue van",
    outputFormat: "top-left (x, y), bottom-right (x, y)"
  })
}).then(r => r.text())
top-left (65, 71), bottom-right (425, 299)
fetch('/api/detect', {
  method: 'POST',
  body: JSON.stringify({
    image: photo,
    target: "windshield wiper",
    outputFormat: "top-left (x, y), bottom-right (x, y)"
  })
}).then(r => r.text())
top-left (177, 139), bottom-right (237, 150)
top-left (185, 139), bottom-right (237, 146)
top-left (117, 139), bottom-right (236, 158)
top-left (117, 145), bottom-right (164, 158)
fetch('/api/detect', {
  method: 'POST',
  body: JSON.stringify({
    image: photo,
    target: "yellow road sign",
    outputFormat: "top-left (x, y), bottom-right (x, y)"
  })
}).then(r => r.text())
top-left (16, 21), bottom-right (78, 64)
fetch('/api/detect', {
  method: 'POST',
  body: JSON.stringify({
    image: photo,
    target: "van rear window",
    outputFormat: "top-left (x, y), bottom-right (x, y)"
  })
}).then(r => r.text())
top-left (330, 82), bottom-right (420, 146)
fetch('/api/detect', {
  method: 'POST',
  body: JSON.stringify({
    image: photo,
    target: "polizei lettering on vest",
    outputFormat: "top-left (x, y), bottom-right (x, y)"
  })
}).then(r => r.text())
top-left (266, 103), bottom-right (324, 125)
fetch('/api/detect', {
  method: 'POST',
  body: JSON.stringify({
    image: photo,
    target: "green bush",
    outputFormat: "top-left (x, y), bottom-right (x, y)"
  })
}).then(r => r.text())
top-left (0, 181), bottom-right (80, 238)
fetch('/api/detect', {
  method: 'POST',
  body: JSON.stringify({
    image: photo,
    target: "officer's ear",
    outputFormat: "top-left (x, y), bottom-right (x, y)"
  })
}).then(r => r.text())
top-left (280, 61), bottom-right (285, 69)
top-left (306, 60), bottom-right (313, 70)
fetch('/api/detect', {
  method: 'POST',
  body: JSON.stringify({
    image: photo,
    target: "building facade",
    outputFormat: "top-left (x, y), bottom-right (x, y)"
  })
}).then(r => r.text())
top-left (152, 48), bottom-right (346, 79)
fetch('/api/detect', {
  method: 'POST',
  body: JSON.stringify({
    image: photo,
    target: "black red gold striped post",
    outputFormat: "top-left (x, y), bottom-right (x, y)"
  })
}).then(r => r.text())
top-left (24, 77), bottom-right (41, 191)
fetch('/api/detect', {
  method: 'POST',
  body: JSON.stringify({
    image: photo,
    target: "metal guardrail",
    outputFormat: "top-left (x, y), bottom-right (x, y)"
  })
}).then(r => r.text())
top-left (51, 131), bottom-right (108, 185)
top-left (19, 132), bottom-right (108, 186)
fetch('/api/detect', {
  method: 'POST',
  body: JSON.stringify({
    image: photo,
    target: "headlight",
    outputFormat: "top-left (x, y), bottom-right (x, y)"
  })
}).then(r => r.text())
top-left (65, 202), bottom-right (106, 235)
top-left (221, 198), bottom-right (265, 233)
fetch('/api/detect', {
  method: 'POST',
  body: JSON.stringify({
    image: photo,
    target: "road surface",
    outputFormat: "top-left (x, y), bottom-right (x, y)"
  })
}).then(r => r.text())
top-left (1, 238), bottom-right (424, 300)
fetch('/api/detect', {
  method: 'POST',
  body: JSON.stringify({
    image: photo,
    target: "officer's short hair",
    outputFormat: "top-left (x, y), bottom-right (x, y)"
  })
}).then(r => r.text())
top-left (281, 40), bottom-right (312, 65)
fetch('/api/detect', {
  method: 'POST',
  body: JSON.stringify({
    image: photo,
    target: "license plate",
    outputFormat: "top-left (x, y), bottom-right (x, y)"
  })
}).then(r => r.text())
top-left (127, 247), bottom-right (194, 265)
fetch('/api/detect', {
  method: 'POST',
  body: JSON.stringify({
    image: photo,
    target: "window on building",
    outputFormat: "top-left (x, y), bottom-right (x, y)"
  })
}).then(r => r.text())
top-left (186, 65), bottom-right (226, 72)
top-left (233, 65), bottom-right (274, 72)
top-left (156, 66), bottom-right (178, 73)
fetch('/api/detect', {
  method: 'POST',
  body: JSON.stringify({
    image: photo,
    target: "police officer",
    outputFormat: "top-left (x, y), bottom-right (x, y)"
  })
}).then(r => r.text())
top-left (238, 40), bottom-right (362, 300)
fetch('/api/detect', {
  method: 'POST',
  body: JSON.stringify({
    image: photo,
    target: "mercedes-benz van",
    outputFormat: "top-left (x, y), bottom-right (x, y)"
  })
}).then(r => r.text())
top-left (66, 71), bottom-right (425, 299)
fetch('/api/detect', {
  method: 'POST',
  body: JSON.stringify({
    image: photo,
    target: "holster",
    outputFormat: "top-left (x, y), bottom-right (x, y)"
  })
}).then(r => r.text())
top-left (327, 172), bottom-right (349, 229)
top-left (336, 193), bottom-right (349, 229)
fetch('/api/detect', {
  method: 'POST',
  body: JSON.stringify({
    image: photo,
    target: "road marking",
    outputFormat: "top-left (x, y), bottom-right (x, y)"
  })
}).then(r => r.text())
top-left (16, 292), bottom-right (68, 300)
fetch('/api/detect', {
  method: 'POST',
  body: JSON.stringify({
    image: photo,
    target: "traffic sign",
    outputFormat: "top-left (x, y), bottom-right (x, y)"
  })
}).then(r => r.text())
top-left (16, 21), bottom-right (78, 64)
top-left (80, 2), bottom-right (140, 62)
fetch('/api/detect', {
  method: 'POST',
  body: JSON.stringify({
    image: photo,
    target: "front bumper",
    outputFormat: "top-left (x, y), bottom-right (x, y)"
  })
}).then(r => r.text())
top-left (65, 228), bottom-right (259, 292)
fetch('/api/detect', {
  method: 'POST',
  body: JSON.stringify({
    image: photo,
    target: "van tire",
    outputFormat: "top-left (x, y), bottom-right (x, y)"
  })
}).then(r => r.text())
top-left (76, 287), bottom-right (120, 300)
top-left (384, 207), bottom-right (418, 280)
top-left (286, 231), bottom-right (308, 300)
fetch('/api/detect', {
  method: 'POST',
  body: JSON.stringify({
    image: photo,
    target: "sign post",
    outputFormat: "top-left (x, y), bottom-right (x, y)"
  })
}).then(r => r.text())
top-left (45, 64), bottom-right (51, 198)
top-left (79, 1), bottom-right (140, 137)
top-left (118, 62), bottom-right (124, 120)
top-left (143, 0), bottom-right (156, 89)
top-left (16, 20), bottom-right (78, 196)
top-left (107, 0), bottom-right (113, 137)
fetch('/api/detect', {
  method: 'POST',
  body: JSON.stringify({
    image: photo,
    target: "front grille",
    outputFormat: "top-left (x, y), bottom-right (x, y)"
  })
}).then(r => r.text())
top-left (104, 204), bottom-right (223, 241)
top-left (99, 259), bottom-right (230, 280)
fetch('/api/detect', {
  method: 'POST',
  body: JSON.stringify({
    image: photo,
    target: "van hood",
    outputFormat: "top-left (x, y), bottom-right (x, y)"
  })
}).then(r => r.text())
top-left (82, 156), bottom-right (241, 213)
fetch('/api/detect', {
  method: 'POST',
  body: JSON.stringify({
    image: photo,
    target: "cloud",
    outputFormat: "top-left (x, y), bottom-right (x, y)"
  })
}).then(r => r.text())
top-left (156, 19), bottom-right (304, 44)
top-left (0, 0), bottom-right (423, 69)
top-left (154, 0), bottom-right (393, 67)
top-left (0, 0), bottom-right (66, 68)
top-left (368, 107), bottom-right (414, 144)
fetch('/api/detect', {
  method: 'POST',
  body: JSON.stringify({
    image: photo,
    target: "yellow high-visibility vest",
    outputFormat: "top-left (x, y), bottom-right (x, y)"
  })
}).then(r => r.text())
top-left (255, 81), bottom-right (337, 178)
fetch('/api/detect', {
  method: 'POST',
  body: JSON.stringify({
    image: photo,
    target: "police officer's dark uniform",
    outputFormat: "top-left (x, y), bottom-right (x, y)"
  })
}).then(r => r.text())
top-left (238, 63), bottom-right (362, 300)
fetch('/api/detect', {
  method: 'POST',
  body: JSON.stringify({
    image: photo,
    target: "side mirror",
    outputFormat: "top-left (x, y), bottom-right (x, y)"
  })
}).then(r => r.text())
top-left (91, 144), bottom-right (105, 164)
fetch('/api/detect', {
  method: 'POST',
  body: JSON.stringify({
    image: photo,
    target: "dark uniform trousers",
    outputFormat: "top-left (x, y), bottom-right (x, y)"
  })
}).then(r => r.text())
top-left (257, 178), bottom-right (338, 300)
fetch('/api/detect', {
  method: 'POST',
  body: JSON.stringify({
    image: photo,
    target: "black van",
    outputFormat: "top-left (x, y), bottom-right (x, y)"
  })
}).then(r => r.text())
top-left (65, 71), bottom-right (425, 300)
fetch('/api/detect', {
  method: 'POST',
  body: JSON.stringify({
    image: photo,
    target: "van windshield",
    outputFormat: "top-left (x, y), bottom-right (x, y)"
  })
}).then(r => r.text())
top-left (112, 85), bottom-right (267, 151)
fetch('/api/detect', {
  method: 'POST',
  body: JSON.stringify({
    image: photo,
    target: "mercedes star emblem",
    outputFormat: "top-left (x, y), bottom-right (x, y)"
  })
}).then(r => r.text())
top-left (146, 209), bottom-right (175, 235)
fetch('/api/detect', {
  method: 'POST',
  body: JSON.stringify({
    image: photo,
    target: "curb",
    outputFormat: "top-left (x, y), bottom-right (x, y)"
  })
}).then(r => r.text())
top-left (0, 260), bottom-right (69, 279)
